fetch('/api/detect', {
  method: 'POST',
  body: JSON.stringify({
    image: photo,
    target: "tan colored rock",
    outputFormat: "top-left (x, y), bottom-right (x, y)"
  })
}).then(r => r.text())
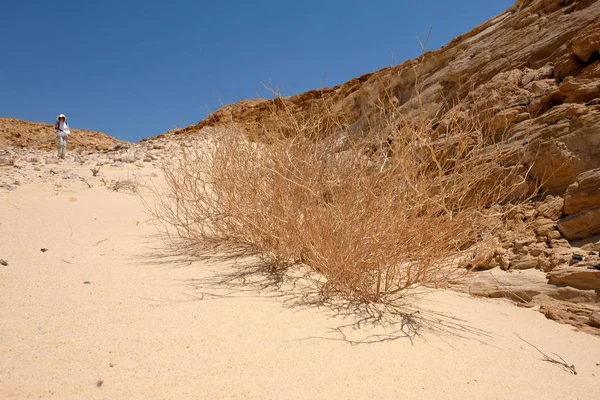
top-left (510, 254), bottom-right (538, 270)
top-left (533, 217), bottom-right (555, 236)
top-left (452, 268), bottom-right (597, 304)
top-left (498, 254), bottom-right (511, 271)
top-left (558, 77), bottom-right (600, 103)
top-left (549, 238), bottom-right (571, 248)
top-left (546, 230), bottom-right (563, 240)
top-left (537, 195), bottom-right (564, 220)
top-left (563, 169), bottom-right (600, 215)
top-left (491, 108), bottom-right (524, 132)
top-left (548, 265), bottom-right (600, 290)
top-left (537, 255), bottom-right (552, 272)
top-left (528, 242), bottom-right (550, 257)
top-left (524, 79), bottom-right (557, 96)
top-left (537, 297), bottom-right (600, 334)
top-left (514, 236), bottom-right (536, 253)
top-left (590, 312), bottom-right (600, 328)
top-left (557, 205), bottom-right (600, 240)
top-left (526, 140), bottom-right (582, 193)
top-left (570, 20), bottom-right (600, 63)
top-left (547, 247), bottom-right (573, 272)
top-left (521, 65), bottom-right (554, 86)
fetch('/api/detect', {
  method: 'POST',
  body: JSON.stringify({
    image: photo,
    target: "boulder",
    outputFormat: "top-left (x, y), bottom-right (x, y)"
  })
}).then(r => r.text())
top-left (563, 169), bottom-right (600, 215)
top-left (532, 217), bottom-right (555, 236)
top-left (557, 205), bottom-right (600, 240)
top-left (590, 312), bottom-right (600, 328)
top-left (547, 264), bottom-right (600, 290)
top-left (537, 195), bottom-right (564, 220)
top-left (546, 230), bottom-right (563, 240)
top-left (570, 20), bottom-right (600, 63)
top-left (510, 254), bottom-right (538, 270)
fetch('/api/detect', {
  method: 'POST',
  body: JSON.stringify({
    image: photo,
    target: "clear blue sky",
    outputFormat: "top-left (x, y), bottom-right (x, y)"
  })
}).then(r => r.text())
top-left (1, 0), bottom-right (514, 142)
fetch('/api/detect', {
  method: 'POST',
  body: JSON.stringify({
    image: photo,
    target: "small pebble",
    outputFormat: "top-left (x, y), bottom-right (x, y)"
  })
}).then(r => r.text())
top-left (83, 281), bottom-right (91, 285)
top-left (0, 259), bottom-right (8, 266)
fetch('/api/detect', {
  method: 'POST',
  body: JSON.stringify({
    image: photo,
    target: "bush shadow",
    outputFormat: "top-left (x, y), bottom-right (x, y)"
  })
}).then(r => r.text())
top-left (136, 236), bottom-right (493, 346)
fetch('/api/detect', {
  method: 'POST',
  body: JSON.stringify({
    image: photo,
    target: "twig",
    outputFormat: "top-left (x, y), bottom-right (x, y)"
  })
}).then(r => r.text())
top-left (514, 333), bottom-right (577, 375)
top-left (93, 238), bottom-right (108, 247)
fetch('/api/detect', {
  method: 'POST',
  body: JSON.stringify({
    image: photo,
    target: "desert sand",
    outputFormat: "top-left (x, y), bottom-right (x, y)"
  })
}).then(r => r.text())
top-left (1, 151), bottom-right (600, 399)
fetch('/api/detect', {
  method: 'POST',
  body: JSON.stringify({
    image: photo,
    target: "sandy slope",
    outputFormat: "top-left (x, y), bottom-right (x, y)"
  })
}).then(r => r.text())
top-left (1, 156), bottom-right (600, 400)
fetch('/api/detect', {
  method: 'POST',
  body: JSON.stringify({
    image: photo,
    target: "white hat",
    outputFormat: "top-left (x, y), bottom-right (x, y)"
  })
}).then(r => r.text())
top-left (58, 114), bottom-right (66, 119)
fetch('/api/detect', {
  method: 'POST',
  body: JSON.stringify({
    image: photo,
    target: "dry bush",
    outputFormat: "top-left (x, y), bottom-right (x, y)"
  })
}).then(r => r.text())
top-left (108, 177), bottom-right (140, 194)
top-left (152, 95), bottom-right (536, 303)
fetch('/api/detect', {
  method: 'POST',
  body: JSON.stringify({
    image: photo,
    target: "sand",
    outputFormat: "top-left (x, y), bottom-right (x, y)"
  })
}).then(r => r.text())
top-left (1, 157), bottom-right (600, 399)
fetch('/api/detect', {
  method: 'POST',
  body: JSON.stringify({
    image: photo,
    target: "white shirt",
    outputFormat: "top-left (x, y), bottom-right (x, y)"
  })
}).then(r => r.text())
top-left (56, 121), bottom-right (71, 136)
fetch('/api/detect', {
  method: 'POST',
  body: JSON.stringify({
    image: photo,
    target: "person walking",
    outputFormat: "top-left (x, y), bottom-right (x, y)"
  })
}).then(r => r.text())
top-left (54, 114), bottom-right (71, 159)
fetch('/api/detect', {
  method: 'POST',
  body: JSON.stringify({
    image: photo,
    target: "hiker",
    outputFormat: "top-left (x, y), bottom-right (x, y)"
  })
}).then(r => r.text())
top-left (54, 114), bottom-right (71, 159)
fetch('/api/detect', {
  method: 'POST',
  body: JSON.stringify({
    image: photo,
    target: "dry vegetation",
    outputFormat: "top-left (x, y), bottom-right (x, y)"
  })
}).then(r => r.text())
top-left (108, 177), bottom-right (140, 194)
top-left (152, 85), bottom-right (537, 302)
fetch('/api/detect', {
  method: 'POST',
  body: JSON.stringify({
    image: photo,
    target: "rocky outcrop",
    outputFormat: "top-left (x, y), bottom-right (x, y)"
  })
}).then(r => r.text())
top-left (0, 118), bottom-right (122, 151)
top-left (170, 0), bottom-right (600, 209)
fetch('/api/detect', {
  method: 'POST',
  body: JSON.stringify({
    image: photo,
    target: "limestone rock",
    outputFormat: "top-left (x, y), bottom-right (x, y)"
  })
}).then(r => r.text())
top-left (590, 312), bottom-right (600, 328)
top-left (557, 205), bottom-right (600, 240)
top-left (523, 78), bottom-right (556, 95)
top-left (537, 195), bottom-right (564, 220)
top-left (528, 242), bottom-right (550, 257)
top-left (537, 297), bottom-right (600, 334)
top-left (510, 254), bottom-right (538, 270)
top-left (546, 230), bottom-right (563, 240)
top-left (452, 268), bottom-right (597, 304)
top-left (547, 264), bottom-right (600, 290)
top-left (532, 217), bottom-right (555, 236)
top-left (570, 20), bottom-right (600, 63)
top-left (563, 169), bottom-right (600, 215)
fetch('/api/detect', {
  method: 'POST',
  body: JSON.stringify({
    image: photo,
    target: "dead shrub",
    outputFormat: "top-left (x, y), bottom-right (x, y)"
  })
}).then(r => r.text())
top-left (152, 95), bottom-right (536, 302)
top-left (108, 178), bottom-right (140, 194)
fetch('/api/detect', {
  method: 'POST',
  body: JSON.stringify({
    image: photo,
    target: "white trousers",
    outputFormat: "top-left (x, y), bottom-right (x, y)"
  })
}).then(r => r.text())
top-left (57, 133), bottom-right (68, 158)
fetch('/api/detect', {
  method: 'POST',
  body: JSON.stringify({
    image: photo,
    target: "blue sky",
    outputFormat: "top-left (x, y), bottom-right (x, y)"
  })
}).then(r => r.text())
top-left (1, 0), bottom-right (514, 142)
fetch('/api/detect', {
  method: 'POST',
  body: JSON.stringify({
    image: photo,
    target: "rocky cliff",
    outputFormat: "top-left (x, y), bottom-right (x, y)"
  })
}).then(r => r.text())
top-left (169, 0), bottom-right (600, 332)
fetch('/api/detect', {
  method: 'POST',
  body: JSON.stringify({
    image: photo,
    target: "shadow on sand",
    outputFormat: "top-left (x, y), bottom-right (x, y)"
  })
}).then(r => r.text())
top-left (136, 235), bottom-right (493, 346)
